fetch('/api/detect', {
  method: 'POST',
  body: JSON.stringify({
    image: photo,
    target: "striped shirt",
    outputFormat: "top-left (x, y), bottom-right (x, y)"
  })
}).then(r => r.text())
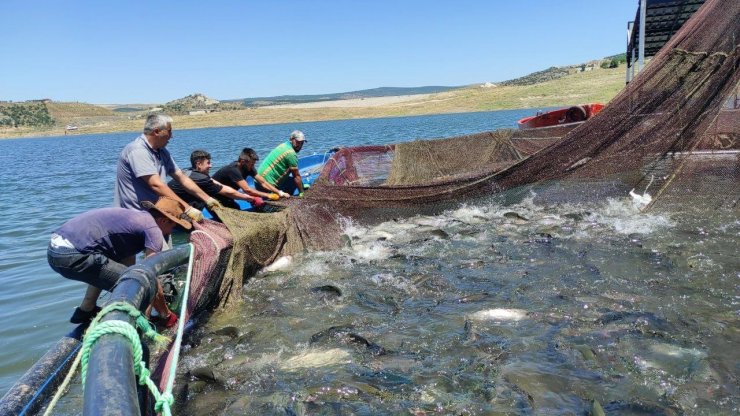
top-left (258, 141), bottom-right (298, 186)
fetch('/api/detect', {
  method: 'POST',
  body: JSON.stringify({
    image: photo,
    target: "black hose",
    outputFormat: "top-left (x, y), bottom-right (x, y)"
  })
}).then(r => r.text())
top-left (83, 245), bottom-right (190, 416)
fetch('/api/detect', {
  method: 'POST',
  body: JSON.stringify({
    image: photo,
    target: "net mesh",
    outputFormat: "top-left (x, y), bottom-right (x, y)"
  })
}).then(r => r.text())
top-left (492, 0), bottom-right (739, 200)
top-left (152, 0), bottom-right (739, 388)
top-left (153, 220), bottom-right (233, 390)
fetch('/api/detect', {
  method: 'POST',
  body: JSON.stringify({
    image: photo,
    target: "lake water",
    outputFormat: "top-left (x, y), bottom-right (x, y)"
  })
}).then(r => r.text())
top-left (0, 109), bottom-right (533, 394)
top-left (1, 109), bottom-right (738, 415)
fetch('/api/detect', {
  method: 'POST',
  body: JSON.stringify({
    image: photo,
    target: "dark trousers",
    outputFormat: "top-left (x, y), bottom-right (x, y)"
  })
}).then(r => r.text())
top-left (47, 245), bottom-right (127, 291)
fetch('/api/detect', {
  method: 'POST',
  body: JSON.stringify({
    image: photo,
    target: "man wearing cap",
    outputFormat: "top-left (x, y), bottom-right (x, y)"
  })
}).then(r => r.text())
top-left (114, 114), bottom-right (222, 221)
top-left (47, 197), bottom-right (190, 327)
top-left (257, 130), bottom-right (307, 196)
top-left (169, 149), bottom-right (269, 213)
top-left (212, 147), bottom-right (284, 209)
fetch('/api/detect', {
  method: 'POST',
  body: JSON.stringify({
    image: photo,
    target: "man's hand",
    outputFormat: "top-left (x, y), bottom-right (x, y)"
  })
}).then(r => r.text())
top-left (206, 197), bottom-right (223, 210)
top-left (185, 207), bottom-right (204, 222)
top-left (252, 197), bottom-right (265, 208)
top-left (278, 190), bottom-right (290, 199)
top-left (267, 193), bottom-right (280, 201)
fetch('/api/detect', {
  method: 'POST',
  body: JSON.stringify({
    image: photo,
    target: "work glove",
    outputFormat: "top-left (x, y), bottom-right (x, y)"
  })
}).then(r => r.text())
top-left (303, 183), bottom-right (310, 190)
top-left (185, 207), bottom-right (204, 222)
top-left (267, 193), bottom-right (280, 201)
top-left (252, 197), bottom-right (265, 208)
top-left (298, 192), bottom-right (304, 198)
top-left (277, 190), bottom-right (290, 198)
top-left (206, 197), bottom-right (223, 210)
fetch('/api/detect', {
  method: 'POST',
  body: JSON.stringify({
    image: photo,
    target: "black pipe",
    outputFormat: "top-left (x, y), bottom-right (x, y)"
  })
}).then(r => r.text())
top-left (0, 326), bottom-right (85, 416)
top-left (83, 245), bottom-right (190, 416)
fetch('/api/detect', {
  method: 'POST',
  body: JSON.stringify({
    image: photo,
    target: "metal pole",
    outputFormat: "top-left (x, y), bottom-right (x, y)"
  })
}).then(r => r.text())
top-left (83, 245), bottom-right (190, 416)
top-left (626, 21), bottom-right (634, 83)
top-left (638, 0), bottom-right (647, 70)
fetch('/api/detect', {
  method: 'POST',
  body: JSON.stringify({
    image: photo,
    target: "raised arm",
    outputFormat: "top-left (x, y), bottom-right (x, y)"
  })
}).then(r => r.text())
top-left (289, 166), bottom-right (305, 194)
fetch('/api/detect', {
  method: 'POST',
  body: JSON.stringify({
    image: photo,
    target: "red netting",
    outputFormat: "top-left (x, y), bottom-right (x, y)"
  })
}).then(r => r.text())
top-left (153, 220), bottom-right (233, 391)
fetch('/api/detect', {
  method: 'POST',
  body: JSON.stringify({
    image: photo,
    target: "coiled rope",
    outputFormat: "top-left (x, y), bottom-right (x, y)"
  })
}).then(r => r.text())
top-left (80, 302), bottom-right (173, 413)
top-left (42, 243), bottom-right (195, 416)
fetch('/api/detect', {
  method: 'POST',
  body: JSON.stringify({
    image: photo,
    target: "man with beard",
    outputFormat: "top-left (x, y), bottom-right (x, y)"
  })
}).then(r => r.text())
top-left (212, 147), bottom-right (281, 209)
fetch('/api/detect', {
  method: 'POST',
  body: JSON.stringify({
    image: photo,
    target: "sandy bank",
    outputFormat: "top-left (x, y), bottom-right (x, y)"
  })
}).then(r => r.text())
top-left (265, 93), bottom-right (437, 109)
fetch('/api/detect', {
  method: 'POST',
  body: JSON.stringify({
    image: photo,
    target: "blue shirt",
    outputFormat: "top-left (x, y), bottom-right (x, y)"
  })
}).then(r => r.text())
top-left (54, 208), bottom-right (164, 261)
top-left (114, 134), bottom-right (179, 210)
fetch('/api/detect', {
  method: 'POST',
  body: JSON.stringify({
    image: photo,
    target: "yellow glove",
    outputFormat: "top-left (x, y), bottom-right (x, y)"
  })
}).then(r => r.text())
top-left (185, 207), bottom-right (204, 222)
top-left (206, 197), bottom-right (223, 210)
top-left (267, 193), bottom-right (280, 201)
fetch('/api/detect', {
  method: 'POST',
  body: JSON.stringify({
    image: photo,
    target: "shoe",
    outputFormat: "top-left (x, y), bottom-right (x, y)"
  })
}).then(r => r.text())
top-left (70, 306), bottom-right (101, 324)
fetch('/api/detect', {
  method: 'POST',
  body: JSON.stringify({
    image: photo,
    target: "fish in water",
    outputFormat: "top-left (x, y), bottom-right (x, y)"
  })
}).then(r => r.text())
top-left (503, 211), bottom-right (529, 224)
top-left (210, 326), bottom-right (239, 338)
top-left (456, 292), bottom-right (490, 303)
top-left (189, 366), bottom-right (224, 384)
top-left (310, 284), bottom-right (343, 300)
top-left (261, 255), bottom-right (293, 273)
top-left (463, 319), bottom-right (478, 342)
top-left (310, 325), bottom-right (387, 355)
top-left (428, 228), bottom-right (450, 239)
top-left (469, 308), bottom-right (528, 322)
top-left (279, 348), bottom-right (352, 370)
top-left (629, 188), bottom-right (653, 207)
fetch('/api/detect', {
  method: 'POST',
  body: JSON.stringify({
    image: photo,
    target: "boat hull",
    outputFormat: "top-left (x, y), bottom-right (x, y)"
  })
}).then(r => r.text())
top-left (517, 103), bottom-right (604, 129)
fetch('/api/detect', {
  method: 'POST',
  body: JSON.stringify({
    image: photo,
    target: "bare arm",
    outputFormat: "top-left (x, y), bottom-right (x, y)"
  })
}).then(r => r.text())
top-left (217, 183), bottom-right (260, 202)
top-left (170, 169), bottom-right (212, 203)
top-left (145, 248), bottom-right (173, 317)
top-left (253, 174), bottom-right (282, 195)
top-left (235, 179), bottom-right (273, 199)
top-left (290, 166), bottom-right (305, 193)
top-left (141, 174), bottom-right (192, 207)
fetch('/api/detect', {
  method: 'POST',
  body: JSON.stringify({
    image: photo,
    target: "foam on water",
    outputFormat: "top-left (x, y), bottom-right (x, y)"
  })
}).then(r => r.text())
top-left (587, 197), bottom-right (674, 235)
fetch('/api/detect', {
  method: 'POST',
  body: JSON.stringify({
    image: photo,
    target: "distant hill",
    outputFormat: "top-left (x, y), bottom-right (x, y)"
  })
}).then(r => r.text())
top-left (227, 86), bottom-right (461, 107)
top-left (163, 93), bottom-right (243, 114)
top-left (1, 53), bottom-right (628, 137)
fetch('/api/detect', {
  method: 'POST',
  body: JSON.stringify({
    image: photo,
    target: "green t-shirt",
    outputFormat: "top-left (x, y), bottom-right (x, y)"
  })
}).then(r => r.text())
top-left (258, 141), bottom-right (298, 186)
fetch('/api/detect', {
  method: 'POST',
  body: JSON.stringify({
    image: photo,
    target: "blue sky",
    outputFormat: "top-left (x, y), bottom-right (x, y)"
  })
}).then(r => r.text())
top-left (0, 1), bottom-right (637, 104)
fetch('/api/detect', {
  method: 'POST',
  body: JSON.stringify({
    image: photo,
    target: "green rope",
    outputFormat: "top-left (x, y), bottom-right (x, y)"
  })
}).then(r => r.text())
top-left (80, 302), bottom-right (173, 415)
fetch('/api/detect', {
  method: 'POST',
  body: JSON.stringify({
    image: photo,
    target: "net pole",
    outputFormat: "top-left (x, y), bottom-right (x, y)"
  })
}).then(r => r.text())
top-left (638, 0), bottom-right (646, 70)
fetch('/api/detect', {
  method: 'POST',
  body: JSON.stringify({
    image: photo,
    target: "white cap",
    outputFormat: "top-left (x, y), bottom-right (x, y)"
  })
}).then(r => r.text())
top-left (290, 130), bottom-right (305, 142)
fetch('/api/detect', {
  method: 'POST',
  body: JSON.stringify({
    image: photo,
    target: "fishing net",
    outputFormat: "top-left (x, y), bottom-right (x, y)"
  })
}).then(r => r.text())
top-left (153, 220), bottom-right (233, 391)
top-left (491, 0), bottom-right (739, 204)
top-left (168, 0), bottom-right (738, 312)
top-left (212, 203), bottom-right (343, 306)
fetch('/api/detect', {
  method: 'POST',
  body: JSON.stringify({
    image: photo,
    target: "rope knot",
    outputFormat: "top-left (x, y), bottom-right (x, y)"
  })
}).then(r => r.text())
top-left (155, 392), bottom-right (175, 412)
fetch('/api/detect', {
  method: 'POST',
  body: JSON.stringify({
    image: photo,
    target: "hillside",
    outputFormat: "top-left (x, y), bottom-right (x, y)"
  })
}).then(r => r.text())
top-left (0, 58), bottom-right (628, 139)
top-left (163, 93), bottom-right (244, 114)
top-left (232, 86), bottom-right (461, 107)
